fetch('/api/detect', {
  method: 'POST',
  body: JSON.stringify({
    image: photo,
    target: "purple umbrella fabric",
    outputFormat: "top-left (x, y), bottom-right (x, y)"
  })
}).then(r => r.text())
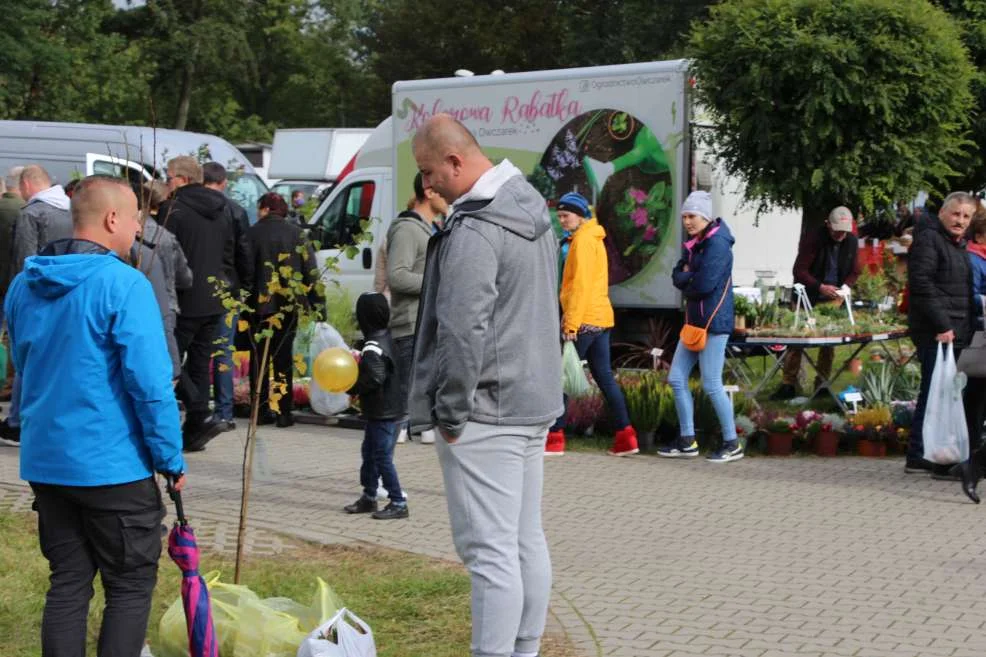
top-left (166, 482), bottom-right (218, 657)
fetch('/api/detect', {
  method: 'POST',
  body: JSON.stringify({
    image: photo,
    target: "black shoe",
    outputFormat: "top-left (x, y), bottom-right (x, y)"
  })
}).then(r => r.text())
top-left (219, 420), bottom-right (236, 433)
top-left (904, 457), bottom-right (933, 474)
top-left (931, 463), bottom-right (960, 481)
top-left (0, 419), bottom-right (20, 447)
top-left (275, 413), bottom-right (295, 428)
top-left (257, 411), bottom-right (277, 426)
top-left (183, 415), bottom-right (223, 452)
top-left (372, 502), bottom-right (409, 520)
top-left (957, 461), bottom-right (981, 504)
top-left (770, 384), bottom-right (797, 401)
top-left (344, 496), bottom-right (378, 514)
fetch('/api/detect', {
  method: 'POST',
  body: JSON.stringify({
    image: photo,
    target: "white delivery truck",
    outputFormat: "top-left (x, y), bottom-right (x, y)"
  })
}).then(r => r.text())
top-left (306, 60), bottom-right (801, 314)
top-left (268, 128), bottom-right (373, 204)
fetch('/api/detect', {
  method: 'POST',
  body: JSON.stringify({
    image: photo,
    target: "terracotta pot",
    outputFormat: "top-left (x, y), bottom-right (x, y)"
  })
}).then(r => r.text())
top-left (848, 358), bottom-right (863, 376)
top-left (857, 438), bottom-right (887, 457)
top-left (767, 432), bottom-right (794, 456)
top-left (734, 316), bottom-right (746, 331)
top-left (814, 431), bottom-right (839, 457)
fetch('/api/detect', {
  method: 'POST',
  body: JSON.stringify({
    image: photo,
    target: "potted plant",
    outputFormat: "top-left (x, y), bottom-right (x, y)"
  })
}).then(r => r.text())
top-left (813, 413), bottom-right (846, 457)
top-left (735, 415), bottom-right (756, 451)
top-left (564, 393), bottom-right (605, 436)
top-left (847, 405), bottom-right (893, 456)
top-left (620, 371), bottom-right (665, 451)
top-left (762, 414), bottom-right (797, 456)
top-left (733, 294), bottom-right (754, 331)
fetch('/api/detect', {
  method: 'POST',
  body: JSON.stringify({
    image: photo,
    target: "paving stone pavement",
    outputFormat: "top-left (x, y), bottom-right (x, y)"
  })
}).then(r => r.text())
top-left (4, 426), bottom-right (986, 657)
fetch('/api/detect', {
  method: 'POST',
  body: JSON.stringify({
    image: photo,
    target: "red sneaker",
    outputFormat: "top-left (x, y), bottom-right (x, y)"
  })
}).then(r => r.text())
top-left (609, 426), bottom-right (639, 457)
top-left (545, 430), bottom-right (565, 456)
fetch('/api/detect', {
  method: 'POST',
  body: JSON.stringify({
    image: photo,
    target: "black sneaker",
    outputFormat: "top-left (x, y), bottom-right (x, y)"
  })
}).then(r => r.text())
top-left (707, 441), bottom-right (744, 463)
top-left (931, 463), bottom-right (960, 481)
top-left (275, 413), bottom-right (295, 428)
top-left (372, 502), bottom-right (409, 520)
top-left (182, 415), bottom-right (223, 452)
top-left (904, 457), bottom-right (933, 474)
top-left (344, 496), bottom-right (378, 514)
top-left (0, 419), bottom-right (20, 447)
top-left (219, 420), bottom-right (236, 433)
top-left (770, 384), bottom-right (797, 401)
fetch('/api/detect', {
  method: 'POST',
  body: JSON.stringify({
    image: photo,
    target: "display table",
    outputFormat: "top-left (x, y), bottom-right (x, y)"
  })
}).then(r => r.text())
top-left (726, 330), bottom-right (911, 410)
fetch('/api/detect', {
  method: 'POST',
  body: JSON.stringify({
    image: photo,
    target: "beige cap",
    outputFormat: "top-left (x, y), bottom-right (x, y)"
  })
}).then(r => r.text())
top-left (827, 206), bottom-right (853, 232)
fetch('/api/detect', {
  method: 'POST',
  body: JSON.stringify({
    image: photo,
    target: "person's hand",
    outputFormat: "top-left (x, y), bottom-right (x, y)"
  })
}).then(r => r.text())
top-left (936, 330), bottom-right (955, 344)
top-left (819, 284), bottom-right (840, 300)
top-left (167, 474), bottom-right (186, 492)
top-left (563, 330), bottom-right (577, 342)
top-left (439, 426), bottom-right (457, 444)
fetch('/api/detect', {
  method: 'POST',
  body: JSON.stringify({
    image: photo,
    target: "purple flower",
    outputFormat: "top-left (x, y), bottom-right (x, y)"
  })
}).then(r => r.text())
top-left (629, 188), bottom-right (647, 203)
top-left (643, 225), bottom-right (656, 241)
top-left (631, 207), bottom-right (649, 227)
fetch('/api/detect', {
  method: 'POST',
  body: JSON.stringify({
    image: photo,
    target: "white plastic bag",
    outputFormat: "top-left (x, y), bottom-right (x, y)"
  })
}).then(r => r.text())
top-left (561, 341), bottom-right (591, 398)
top-left (297, 608), bottom-right (376, 657)
top-left (923, 342), bottom-right (969, 465)
top-left (309, 323), bottom-right (352, 416)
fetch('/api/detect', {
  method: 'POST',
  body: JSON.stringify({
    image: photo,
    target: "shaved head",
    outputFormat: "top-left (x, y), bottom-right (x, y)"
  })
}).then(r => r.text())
top-left (411, 114), bottom-right (491, 204)
top-left (71, 176), bottom-right (141, 258)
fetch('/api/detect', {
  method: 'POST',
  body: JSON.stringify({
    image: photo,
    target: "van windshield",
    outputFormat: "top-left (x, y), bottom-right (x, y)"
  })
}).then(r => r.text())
top-left (226, 172), bottom-right (268, 224)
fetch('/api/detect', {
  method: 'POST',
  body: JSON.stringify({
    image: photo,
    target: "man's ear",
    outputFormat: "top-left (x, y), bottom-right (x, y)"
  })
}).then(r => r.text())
top-left (448, 153), bottom-right (464, 174)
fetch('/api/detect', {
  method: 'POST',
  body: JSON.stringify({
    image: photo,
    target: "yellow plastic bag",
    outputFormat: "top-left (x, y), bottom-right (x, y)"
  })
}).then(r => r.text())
top-left (155, 571), bottom-right (343, 657)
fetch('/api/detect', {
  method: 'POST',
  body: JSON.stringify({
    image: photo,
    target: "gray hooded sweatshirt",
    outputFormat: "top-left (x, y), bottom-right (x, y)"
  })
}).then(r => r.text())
top-left (408, 160), bottom-right (564, 437)
top-left (12, 184), bottom-right (73, 276)
top-left (386, 210), bottom-right (433, 338)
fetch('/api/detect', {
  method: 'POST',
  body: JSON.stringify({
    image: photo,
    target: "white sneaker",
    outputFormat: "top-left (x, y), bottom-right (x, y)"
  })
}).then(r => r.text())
top-left (396, 427), bottom-right (407, 444)
top-left (419, 429), bottom-right (436, 444)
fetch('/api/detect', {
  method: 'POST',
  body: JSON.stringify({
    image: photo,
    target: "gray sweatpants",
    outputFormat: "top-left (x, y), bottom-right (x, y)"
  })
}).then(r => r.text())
top-left (436, 421), bottom-right (552, 657)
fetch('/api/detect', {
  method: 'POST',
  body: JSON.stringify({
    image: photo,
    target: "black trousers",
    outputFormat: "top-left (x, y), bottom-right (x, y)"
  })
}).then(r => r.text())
top-left (30, 477), bottom-right (165, 657)
top-left (249, 315), bottom-right (297, 416)
top-left (176, 313), bottom-right (222, 420)
top-left (964, 376), bottom-right (986, 456)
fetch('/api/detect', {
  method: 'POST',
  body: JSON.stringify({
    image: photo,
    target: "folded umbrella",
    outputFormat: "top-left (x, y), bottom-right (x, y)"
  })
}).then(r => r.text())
top-left (166, 476), bottom-right (218, 657)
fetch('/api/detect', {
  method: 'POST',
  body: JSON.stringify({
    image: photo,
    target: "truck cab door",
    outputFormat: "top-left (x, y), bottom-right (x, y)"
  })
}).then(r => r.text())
top-left (307, 170), bottom-right (390, 302)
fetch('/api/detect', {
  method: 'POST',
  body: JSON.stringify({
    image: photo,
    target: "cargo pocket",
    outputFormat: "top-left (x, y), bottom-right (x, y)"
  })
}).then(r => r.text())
top-left (119, 507), bottom-right (165, 570)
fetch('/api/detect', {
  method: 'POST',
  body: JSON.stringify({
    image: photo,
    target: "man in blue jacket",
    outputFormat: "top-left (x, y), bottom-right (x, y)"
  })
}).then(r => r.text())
top-left (5, 175), bottom-right (186, 657)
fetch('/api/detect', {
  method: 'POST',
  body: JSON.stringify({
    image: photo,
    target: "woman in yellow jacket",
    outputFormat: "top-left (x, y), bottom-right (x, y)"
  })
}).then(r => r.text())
top-left (547, 192), bottom-right (639, 457)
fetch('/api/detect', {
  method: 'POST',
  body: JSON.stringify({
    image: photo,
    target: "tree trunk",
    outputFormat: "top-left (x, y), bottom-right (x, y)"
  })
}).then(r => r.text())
top-left (174, 44), bottom-right (199, 131)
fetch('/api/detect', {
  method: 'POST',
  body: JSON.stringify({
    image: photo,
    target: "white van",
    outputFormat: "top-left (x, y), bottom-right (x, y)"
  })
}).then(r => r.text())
top-left (0, 120), bottom-right (269, 222)
top-left (307, 61), bottom-right (801, 307)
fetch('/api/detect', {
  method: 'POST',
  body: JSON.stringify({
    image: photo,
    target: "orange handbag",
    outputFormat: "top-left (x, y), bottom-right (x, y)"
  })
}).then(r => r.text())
top-left (679, 277), bottom-right (731, 352)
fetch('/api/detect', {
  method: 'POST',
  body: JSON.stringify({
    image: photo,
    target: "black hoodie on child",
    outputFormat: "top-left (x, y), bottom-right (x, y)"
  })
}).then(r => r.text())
top-left (349, 293), bottom-right (405, 420)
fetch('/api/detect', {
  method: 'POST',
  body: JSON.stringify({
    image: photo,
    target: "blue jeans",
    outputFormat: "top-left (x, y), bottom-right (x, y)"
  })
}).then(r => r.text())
top-left (360, 420), bottom-right (405, 503)
top-left (212, 315), bottom-right (236, 422)
top-left (668, 333), bottom-right (737, 442)
top-left (575, 330), bottom-right (630, 430)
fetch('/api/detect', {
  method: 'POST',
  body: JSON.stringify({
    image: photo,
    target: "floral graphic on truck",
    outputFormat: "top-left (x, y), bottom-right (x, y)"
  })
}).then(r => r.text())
top-left (530, 109), bottom-right (674, 285)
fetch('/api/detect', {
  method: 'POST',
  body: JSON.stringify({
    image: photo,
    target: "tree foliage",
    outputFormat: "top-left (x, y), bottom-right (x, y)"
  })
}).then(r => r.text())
top-left (688, 0), bottom-right (975, 222)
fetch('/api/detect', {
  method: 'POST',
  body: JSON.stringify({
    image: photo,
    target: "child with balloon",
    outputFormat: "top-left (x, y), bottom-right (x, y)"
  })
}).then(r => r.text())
top-left (335, 292), bottom-right (409, 520)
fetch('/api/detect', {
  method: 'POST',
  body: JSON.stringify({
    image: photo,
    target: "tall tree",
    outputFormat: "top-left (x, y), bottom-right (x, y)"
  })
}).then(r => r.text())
top-left (688, 0), bottom-right (974, 231)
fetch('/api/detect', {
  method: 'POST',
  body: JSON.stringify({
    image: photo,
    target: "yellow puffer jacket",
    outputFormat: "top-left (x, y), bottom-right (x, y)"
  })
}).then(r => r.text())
top-left (560, 218), bottom-right (614, 333)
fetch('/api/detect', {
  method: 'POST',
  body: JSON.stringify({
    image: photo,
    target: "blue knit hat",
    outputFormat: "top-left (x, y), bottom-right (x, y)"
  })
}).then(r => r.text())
top-left (557, 192), bottom-right (591, 218)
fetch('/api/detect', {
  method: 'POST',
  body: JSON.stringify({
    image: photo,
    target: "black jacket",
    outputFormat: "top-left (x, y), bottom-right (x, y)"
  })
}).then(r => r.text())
top-left (225, 197), bottom-right (250, 294)
top-left (907, 219), bottom-right (974, 347)
top-left (237, 213), bottom-right (320, 318)
top-left (158, 185), bottom-right (235, 317)
top-left (349, 293), bottom-right (405, 420)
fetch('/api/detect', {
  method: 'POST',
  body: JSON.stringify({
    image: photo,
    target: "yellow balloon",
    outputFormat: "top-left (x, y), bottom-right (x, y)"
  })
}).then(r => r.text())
top-left (313, 347), bottom-right (359, 393)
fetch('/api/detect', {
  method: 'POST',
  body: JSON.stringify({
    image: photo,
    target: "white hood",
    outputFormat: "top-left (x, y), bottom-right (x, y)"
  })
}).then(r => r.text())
top-left (27, 185), bottom-right (71, 211)
top-left (451, 159), bottom-right (523, 211)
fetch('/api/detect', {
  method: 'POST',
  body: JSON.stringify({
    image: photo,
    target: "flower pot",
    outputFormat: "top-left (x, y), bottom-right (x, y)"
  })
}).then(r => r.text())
top-left (857, 438), bottom-right (887, 457)
top-left (766, 432), bottom-right (793, 456)
top-left (814, 431), bottom-right (839, 457)
top-left (848, 358), bottom-right (863, 376)
top-left (734, 316), bottom-right (746, 331)
top-left (637, 430), bottom-right (656, 453)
